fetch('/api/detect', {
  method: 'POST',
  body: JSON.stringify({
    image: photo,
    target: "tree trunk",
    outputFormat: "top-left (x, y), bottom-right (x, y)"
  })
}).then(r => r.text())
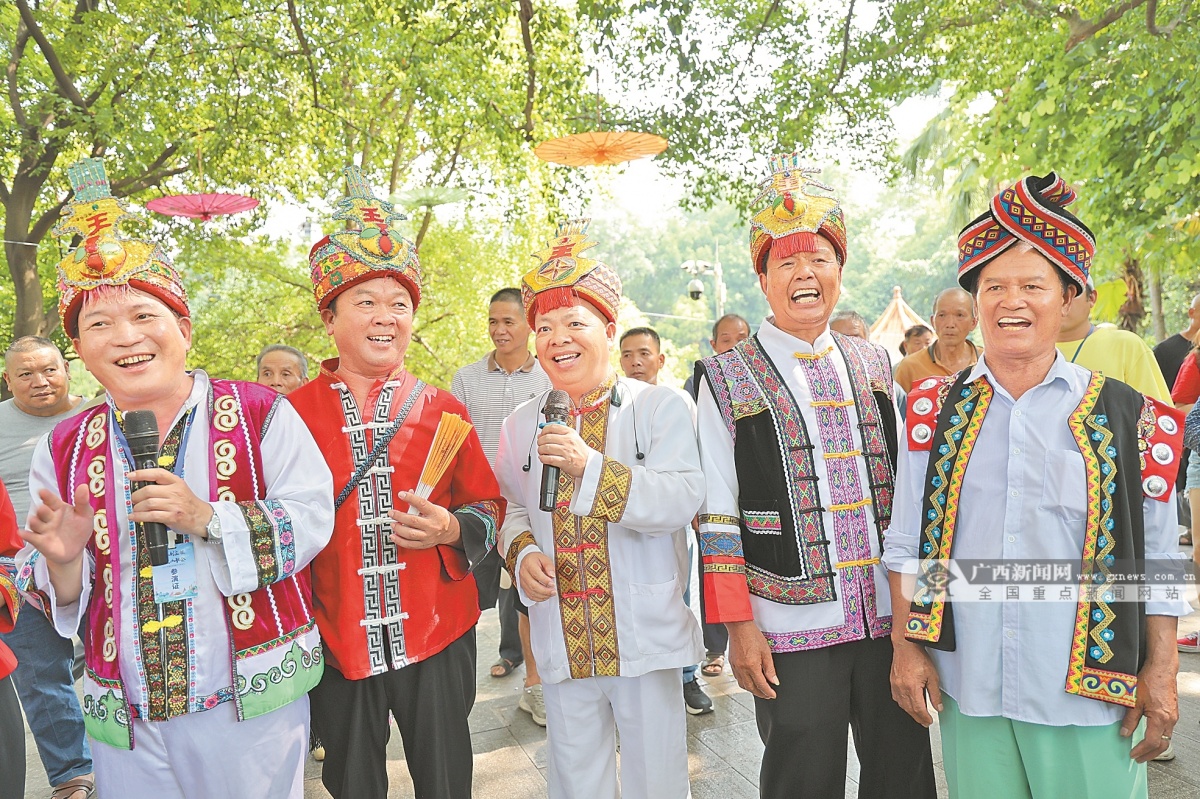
top-left (4, 170), bottom-right (56, 341)
top-left (1148, 270), bottom-right (1166, 342)
top-left (1117, 255), bottom-right (1146, 333)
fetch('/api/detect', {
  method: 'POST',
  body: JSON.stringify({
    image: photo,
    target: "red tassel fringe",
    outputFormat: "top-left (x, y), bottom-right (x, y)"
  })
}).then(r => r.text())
top-left (533, 287), bottom-right (580, 318)
top-left (769, 231), bottom-right (819, 260)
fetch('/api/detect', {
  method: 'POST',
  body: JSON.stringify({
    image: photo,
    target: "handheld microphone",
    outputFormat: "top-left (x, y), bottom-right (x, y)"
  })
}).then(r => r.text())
top-left (539, 389), bottom-right (572, 512)
top-left (124, 410), bottom-right (171, 567)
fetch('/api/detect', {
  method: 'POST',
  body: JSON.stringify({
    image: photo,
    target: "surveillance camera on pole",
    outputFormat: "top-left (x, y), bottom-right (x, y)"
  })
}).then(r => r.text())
top-left (687, 278), bottom-right (704, 301)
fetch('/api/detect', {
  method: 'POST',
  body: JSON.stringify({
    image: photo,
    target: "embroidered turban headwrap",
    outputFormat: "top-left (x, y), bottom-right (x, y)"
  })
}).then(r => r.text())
top-left (957, 172), bottom-right (1095, 292)
top-left (309, 166), bottom-right (423, 310)
top-left (53, 158), bottom-right (189, 337)
top-left (522, 219), bottom-right (622, 326)
top-left (749, 153), bottom-right (848, 273)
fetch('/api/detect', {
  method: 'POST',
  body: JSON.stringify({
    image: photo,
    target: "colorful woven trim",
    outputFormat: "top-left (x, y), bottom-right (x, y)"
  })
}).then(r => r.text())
top-left (749, 153), bottom-right (847, 273)
top-left (906, 377), bottom-right (993, 644)
top-left (505, 531), bottom-right (538, 578)
top-left (522, 219), bottom-right (621, 326)
top-left (309, 166), bottom-right (422, 310)
top-left (553, 378), bottom-right (620, 678)
top-left (589, 457), bottom-right (632, 523)
top-left (1064, 373), bottom-right (1138, 707)
top-left (957, 172), bottom-right (1095, 291)
top-left (741, 509), bottom-right (782, 534)
top-left (53, 158), bottom-right (188, 335)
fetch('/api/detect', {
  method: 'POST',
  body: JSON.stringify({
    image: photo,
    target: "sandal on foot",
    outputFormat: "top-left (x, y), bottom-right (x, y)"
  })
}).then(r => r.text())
top-left (51, 776), bottom-right (95, 799)
top-left (701, 654), bottom-right (726, 677)
top-left (490, 657), bottom-right (520, 678)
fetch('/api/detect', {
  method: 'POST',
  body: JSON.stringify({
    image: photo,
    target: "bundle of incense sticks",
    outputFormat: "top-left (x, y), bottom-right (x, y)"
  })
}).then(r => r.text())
top-left (407, 412), bottom-right (474, 513)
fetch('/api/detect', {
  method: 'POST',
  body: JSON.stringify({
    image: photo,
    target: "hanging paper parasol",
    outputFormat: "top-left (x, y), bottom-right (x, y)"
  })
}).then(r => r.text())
top-left (534, 131), bottom-right (668, 167)
top-left (146, 192), bottom-right (259, 222)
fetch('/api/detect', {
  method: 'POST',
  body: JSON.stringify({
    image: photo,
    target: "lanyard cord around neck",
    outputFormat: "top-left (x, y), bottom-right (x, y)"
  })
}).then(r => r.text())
top-left (1069, 324), bottom-right (1096, 364)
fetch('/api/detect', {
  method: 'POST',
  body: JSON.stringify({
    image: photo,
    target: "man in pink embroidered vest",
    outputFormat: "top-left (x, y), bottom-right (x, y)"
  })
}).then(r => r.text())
top-left (17, 158), bottom-right (334, 798)
top-left (695, 155), bottom-right (935, 798)
top-left (289, 167), bottom-right (503, 799)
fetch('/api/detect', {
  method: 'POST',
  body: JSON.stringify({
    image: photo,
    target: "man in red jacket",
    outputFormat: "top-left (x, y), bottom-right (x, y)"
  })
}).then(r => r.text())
top-left (289, 167), bottom-right (504, 799)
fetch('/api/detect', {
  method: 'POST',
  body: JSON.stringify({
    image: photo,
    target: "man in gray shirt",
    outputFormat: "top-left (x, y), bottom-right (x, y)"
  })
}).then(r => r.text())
top-left (0, 336), bottom-right (94, 799)
top-left (451, 288), bottom-right (552, 725)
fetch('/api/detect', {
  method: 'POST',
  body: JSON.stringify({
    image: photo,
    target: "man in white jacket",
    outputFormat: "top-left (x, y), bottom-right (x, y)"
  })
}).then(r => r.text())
top-left (496, 219), bottom-right (704, 799)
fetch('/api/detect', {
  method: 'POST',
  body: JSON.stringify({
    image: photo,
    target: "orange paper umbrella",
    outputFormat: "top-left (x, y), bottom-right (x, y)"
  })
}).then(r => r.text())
top-left (534, 131), bottom-right (668, 167)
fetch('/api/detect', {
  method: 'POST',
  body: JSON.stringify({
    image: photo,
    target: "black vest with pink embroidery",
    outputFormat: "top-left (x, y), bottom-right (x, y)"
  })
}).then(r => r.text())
top-left (699, 331), bottom-right (897, 606)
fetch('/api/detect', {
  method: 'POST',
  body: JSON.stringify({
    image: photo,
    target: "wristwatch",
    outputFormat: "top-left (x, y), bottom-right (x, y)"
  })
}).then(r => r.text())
top-left (204, 510), bottom-right (223, 544)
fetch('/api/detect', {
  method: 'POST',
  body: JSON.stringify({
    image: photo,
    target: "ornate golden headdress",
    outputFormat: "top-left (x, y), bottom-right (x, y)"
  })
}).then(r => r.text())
top-left (53, 158), bottom-right (188, 336)
top-left (521, 219), bottom-right (621, 325)
top-left (749, 153), bottom-right (847, 273)
top-left (308, 166), bottom-right (422, 309)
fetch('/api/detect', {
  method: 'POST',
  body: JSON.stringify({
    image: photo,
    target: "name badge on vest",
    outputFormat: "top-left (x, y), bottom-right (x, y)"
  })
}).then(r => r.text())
top-left (152, 541), bottom-right (200, 604)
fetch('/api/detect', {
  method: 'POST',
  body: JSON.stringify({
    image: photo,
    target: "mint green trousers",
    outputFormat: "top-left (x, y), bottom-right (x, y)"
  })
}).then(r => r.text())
top-left (939, 693), bottom-right (1148, 799)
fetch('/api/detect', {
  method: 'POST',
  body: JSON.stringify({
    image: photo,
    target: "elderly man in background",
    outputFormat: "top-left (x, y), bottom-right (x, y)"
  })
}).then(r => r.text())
top-left (696, 155), bottom-right (934, 799)
top-left (0, 338), bottom-right (94, 799)
top-left (256, 345), bottom-right (309, 395)
top-left (893, 288), bottom-right (980, 390)
top-left (829, 309), bottom-right (870, 340)
top-left (887, 173), bottom-right (1189, 797)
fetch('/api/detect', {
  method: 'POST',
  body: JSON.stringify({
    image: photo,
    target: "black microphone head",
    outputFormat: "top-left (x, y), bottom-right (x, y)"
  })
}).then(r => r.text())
top-left (123, 410), bottom-right (160, 458)
top-left (542, 390), bottom-right (571, 425)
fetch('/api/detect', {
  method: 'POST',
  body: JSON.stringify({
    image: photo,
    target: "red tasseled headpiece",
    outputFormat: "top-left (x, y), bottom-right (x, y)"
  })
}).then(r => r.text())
top-left (768, 231), bottom-right (819, 263)
top-left (528, 286), bottom-right (580, 325)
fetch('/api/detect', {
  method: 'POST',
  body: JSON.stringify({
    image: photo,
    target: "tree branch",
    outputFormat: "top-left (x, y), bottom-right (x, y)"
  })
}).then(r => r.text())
top-left (748, 0), bottom-right (782, 61)
top-left (1147, 0), bottom-right (1193, 34)
top-left (1065, 0), bottom-right (1148, 50)
top-left (29, 195), bottom-right (71, 244)
top-left (14, 0), bottom-right (90, 111)
top-left (6, 15), bottom-right (31, 133)
top-left (389, 101), bottom-right (416, 194)
top-left (286, 0), bottom-right (321, 108)
top-left (829, 0), bottom-right (857, 92)
top-left (518, 0), bottom-right (536, 142)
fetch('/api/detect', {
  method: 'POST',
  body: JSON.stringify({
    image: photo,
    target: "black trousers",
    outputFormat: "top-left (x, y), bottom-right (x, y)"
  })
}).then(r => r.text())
top-left (311, 630), bottom-right (477, 799)
top-left (0, 674), bottom-right (25, 799)
top-left (755, 637), bottom-right (935, 799)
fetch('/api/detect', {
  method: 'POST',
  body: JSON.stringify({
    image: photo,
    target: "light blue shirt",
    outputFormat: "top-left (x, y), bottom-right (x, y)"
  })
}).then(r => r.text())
top-left (882, 352), bottom-right (1191, 726)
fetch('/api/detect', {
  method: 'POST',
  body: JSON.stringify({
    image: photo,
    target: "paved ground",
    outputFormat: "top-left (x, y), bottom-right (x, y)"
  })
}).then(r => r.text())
top-left (20, 585), bottom-right (1200, 798)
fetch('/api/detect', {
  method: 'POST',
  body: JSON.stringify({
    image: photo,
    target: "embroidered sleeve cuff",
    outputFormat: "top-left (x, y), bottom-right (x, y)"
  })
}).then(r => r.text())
top-left (215, 500), bottom-right (299, 594)
top-left (701, 570), bottom-right (754, 623)
top-left (569, 454), bottom-right (632, 523)
top-left (29, 551), bottom-right (92, 637)
top-left (505, 531), bottom-right (538, 578)
top-left (443, 501), bottom-right (501, 581)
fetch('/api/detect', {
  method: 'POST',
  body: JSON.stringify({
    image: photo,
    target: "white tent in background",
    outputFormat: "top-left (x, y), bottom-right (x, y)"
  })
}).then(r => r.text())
top-left (870, 286), bottom-right (927, 362)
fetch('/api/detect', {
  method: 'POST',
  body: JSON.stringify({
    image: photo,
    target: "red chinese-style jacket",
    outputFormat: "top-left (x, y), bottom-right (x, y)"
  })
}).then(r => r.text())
top-left (289, 362), bottom-right (504, 680)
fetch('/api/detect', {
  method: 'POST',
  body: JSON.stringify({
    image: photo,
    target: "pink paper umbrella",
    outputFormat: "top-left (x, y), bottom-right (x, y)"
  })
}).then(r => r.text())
top-left (145, 193), bottom-right (259, 222)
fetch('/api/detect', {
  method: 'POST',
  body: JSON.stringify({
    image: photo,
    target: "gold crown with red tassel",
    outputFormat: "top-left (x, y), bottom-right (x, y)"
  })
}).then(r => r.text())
top-left (308, 166), bottom-right (422, 310)
top-left (749, 153), bottom-right (847, 273)
top-left (521, 219), bottom-right (621, 326)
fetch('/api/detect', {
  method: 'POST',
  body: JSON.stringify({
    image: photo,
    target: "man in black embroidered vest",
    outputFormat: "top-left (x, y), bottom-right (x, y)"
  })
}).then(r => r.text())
top-left (695, 153), bottom-right (935, 799)
top-left (884, 172), bottom-right (1190, 799)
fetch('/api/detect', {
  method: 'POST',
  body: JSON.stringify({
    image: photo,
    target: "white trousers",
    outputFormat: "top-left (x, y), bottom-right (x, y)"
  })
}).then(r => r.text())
top-left (542, 668), bottom-right (691, 799)
top-left (93, 695), bottom-right (308, 799)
